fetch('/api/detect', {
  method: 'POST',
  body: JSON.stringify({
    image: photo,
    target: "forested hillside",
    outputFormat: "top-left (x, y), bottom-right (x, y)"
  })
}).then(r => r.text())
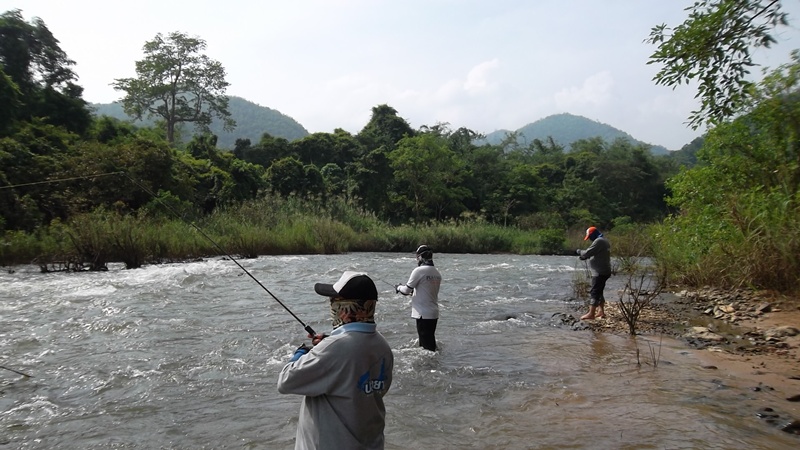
top-left (0, 8), bottom-right (686, 241)
top-left (91, 96), bottom-right (309, 149)
top-left (483, 113), bottom-right (671, 154)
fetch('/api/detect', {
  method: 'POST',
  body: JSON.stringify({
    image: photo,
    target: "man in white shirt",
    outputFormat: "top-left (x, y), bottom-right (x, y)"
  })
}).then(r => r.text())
top-left (395, 245), bottom-right (442, 351)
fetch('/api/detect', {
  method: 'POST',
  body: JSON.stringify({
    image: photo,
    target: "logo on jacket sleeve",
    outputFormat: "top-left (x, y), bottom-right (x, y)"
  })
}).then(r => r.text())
top-left (357, 359), bottom-right (388, 394)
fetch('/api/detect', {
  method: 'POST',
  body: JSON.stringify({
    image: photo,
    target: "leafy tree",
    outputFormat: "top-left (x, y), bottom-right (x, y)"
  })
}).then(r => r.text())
top-left (592, 139), bottom-right (668, 223)
top-left (0, 68), bottom-right (21, 135)
top-left (0, 9), bottom-right (77, 94)
top-left (57, 137), bottom-right (176, 215)
top-left (389, 133), bottom-right (467, 221)
top-left (498, 130), bottom-right (525, 153)
top-left (357, 104), bottom-right (415, 151)
top-left (302, 164), bottom-right (325, 198)
top-left (655, 54), bottom-right (800, 290)
top-left (0, 9), bottom-right (91, 135)
top-left (529, 137), bottom-right (566, 165)
top-left (353, 105), bottom-right (415, 217)
top-left (646, 0), bottom-right (789, 128)
top-left (492, 163), bottom-right (546, 226)
top-left (459, 144), bottom-right (508, 221)
top-left (291, 129), bottom-right (363, 167)
top-left (445, 126), bottom-right (484, 156)
top-left (0, 119), bottom-right (84, 230)
top-left (266, 156), bottom-right (306, 197)
top-left (224, 155), bottom-right (268, 202)
top-left (90, 116), bottom-right (138, 144)
top-left (113, 31), bottom-right (235, 144)
top-left (668, 136), bottom-right (705, 167)
top-left (233, 133), bottom-right (292, 168)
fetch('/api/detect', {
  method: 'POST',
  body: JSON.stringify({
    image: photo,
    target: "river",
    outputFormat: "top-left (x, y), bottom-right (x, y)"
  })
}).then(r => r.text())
top-left (1, 253), bottom-right (798, 449)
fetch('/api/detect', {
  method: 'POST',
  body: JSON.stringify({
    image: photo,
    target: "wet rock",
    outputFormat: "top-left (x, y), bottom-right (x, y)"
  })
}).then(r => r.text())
top-left (572, 322), bottom-right (591, 331)
top-left (492, 313), bottom-right (518, 321)
top-left (687, 326), bottom-right (725, 342)
top-left (781, 420), bottom-right (800, 435)
top-left (550, 312), bottom-right (578, 326)
top-left (756, 302), bottom-right (772, 314)
top-left (765, 326), bottom-right (800, 339)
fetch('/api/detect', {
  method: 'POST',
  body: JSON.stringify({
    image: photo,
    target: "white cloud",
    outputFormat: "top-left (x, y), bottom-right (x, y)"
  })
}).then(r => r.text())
top-left (463, 59), bottom-right (500, 94)
top-left (554, 71), bottom-right (614, 109)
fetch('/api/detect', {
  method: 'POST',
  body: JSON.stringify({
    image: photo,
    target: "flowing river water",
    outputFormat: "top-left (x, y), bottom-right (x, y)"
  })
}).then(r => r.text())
top-left (1, 253), bottom-right (798, 449)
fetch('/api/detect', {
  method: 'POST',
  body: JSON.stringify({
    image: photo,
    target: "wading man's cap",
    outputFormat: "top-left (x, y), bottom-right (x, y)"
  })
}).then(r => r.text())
top-left (584, 226), bottom-right (598, 241)
top-left (314, 271), bottom-right (378, 300)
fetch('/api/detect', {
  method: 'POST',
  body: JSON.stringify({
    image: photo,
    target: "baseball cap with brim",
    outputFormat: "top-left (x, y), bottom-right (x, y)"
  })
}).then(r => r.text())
top-left (584, 226), bottom-right (598, 241)
top-left (314, 271), bottom-right (378, 300)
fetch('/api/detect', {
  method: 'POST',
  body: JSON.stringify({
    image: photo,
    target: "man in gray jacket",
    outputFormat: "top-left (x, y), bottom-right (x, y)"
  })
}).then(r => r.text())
top-left (277, 271), bottom-right (394, 450)
top-left (577, 226), bottom-right (612, 320)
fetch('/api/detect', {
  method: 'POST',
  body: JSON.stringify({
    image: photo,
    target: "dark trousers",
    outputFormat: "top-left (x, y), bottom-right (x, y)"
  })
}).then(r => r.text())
top-left (415, 318), bottom-right (438, 351)
top-left (590, 274), bottom-right (611, 307)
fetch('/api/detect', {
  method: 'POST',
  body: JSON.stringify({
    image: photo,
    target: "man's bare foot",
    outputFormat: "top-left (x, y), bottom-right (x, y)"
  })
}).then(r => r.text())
top-left (580, 313), bottom-right (595, 320)
top-left (596, 313), bottom-right (606, 319)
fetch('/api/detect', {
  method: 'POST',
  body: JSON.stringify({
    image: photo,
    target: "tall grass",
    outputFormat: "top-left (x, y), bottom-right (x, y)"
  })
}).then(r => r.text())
top-left (651, 190), bottom-right (800, 293)
top-left (1, 195), bottom-right (647, 269)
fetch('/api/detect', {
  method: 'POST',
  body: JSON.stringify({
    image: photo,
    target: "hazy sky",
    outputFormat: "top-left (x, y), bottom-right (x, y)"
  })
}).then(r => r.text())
top-left (6, 1), bottom-right (800, 149)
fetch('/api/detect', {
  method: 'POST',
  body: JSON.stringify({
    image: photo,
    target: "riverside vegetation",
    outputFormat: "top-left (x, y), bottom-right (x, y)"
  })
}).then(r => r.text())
top-left (3, 4), bottom-right (800, 303)
top-left (0, 193), bottom-right (632, 270)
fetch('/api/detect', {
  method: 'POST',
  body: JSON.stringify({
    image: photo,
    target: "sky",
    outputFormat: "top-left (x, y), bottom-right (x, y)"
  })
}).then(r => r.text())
top-left (6, 1), bottom-right (800, 150)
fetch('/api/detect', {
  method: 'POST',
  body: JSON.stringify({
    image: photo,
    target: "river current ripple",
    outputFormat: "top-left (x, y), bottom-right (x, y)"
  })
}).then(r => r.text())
top-left (1, 253), bottom-right (797, 449)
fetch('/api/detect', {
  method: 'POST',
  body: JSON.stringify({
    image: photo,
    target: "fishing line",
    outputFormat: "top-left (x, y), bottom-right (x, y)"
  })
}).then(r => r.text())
top-left (119, 173), bottom-right (316, 337)
top-left (3, 170), bottom-right (316, 336)
top-left (375, 278), bottom-right (396, 289)
top-left (0, 171), bottom-right (124, 190)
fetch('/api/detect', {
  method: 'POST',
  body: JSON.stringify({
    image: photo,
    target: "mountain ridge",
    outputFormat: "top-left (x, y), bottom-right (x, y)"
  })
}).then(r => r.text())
top-left (92, 99), bottom-right (673, 153)
top-left (481, 113), bottom-right (670, 154)
top-left (90, 96), bottom-right (310, 149)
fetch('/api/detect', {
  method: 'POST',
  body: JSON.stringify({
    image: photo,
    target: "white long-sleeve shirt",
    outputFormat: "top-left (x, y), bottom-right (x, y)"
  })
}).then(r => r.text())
top-left (397, 264), bottom-right (442, 319)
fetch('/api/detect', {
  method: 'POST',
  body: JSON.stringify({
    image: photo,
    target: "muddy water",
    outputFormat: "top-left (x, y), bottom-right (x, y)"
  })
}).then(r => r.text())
top-left (1, 253), bottom-right (798, 449)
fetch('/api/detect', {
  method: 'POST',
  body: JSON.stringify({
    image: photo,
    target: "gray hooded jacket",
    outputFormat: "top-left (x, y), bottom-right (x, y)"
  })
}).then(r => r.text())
top-left (579, 236), bottom-right (612, 276)
top-left (277, 323), bottom-right (393, 449)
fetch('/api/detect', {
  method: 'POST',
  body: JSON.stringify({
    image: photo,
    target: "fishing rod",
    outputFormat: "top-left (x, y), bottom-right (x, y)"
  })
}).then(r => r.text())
top-left (376, 278), bottom-right (396, 289)
top-left (1, 365), bottom-right (33, 378)
top-left (119, 173), bottom-right (316, 337)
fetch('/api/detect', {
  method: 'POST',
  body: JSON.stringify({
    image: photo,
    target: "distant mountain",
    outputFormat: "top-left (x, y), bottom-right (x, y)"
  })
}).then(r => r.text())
top-left (480, 113), bottom-right (670, 155)
top-left (669, 136), bottom-right (704, 166)
top-left (90, 96), bottom-right (309, 149)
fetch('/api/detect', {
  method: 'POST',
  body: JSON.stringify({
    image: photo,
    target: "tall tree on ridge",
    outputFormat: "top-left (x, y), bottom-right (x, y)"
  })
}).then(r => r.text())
top-left (113, 31), bottom-right (235, 144)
